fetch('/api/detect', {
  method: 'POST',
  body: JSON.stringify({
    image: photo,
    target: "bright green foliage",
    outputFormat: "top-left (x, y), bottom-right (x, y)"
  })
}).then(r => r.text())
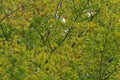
top-left (0, 0), bottom-right (120, 80)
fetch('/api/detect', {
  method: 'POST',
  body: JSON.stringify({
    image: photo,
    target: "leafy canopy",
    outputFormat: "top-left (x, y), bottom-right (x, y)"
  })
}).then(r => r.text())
top-left (0, 0), bottom-right (120, 80)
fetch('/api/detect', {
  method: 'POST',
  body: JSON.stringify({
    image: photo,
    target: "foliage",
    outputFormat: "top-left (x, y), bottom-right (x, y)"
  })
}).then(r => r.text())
top-left (0, 0), bottom-right (120, 80)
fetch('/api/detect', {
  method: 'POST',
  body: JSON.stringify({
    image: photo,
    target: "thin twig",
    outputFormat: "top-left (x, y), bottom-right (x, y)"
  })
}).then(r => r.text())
top-left (0, 24), bottom-right (8, 40)
top-left (55, 0), bottom-right (62, 18)
top-left (71, 0), bottom-right (90, 48)
top-left (104, 68), bottom-right (117, 80)
top-left (99, 19), bottom-right (112, 80)
top-left (0, 6), bottom-right (21, 41)
top-left (0, 6), bottom-right (21, 23)
top-left (32, 27), bottom-right (45, 46)
top-left (51, 26), bottom-right (73, 52)
top-left (74, 0), bottom-right (90, 22)
top-left (29, 60), bottom-right (49, 75)
top-left (51, 0), bottom-right (90, 52)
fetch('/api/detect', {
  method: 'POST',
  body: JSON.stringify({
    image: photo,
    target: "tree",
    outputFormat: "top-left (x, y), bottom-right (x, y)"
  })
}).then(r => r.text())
top-left (0, 0), bottom-right (120, 80)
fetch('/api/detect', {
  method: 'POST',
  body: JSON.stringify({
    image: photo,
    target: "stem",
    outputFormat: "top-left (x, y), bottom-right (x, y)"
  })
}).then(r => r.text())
top-left (51, 0), bottom-right (90, 52)
top-left (104, 68), bottom-right (117, 80)
top-left (74, 0), bottom-right (90, 22)
top-left (99, 51), bottom-right (104, 80)
top-left (99, 19), bottom-right (112, 80)
top-left (51, 26), bottom-right (73, 52)
top-left (55, 0), bottom-right (62, 19)
top-left (0, 6), bottom-right (21, 41)
top-left (0, 24), bottom-right (8, 40)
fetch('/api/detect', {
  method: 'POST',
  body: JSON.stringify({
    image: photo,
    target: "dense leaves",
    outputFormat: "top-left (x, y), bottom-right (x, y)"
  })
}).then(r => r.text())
top-left (0, 0), bottom-right (120, 80)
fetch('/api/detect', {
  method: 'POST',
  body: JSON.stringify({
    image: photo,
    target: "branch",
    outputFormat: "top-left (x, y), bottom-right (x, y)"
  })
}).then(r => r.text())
top-left (0, 24), bottom-right (8, 40)
top-left (29, 60), bottom-right (49, 75)
top-left (0, 6), bottom-right (21, 23)
top-left (55, 0), bottom-right (62, 19)
top-left (74, 0), bottom-right (90, 22)
top-left (104, 67), bottom-right (118, 80)
top-left (51, 0), bottom-right (90, 52)
top-left (99, 19), bottom-right (112, 80)
top-left (71, 0), bottom-right (90, 48)
top-left (32, 27), bottom-right (45, 46)
top-left (0, 6), bottom-right (21, 41)
top-left (46, 30), bottom-right (53, 51)
top-left (51, 26), bottom-right (73, 52)
top-left (88, 9), bottom-right (100, 22)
